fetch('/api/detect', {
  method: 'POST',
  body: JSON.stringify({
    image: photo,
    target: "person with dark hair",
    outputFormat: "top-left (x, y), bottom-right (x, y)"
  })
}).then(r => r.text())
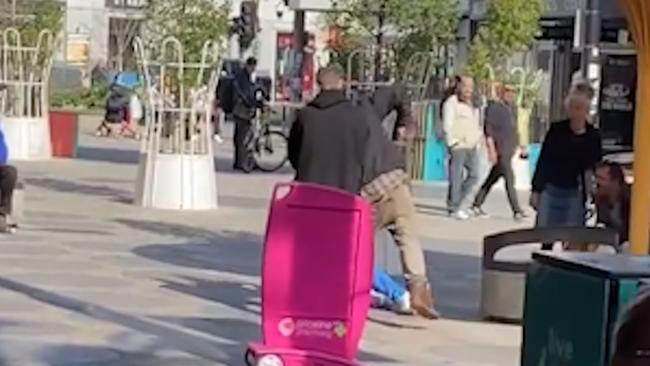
top-left (594, 161), bottom-right (631, 244)
top-left (98, 85), bottom-right (129, 137)
top-left (232, 57), bottom-right (258, 171)
top-left (289, 65), bottom-right (439, 320)
top-left (531, 83), bottom-right (602, 234)
top-left (288, 65), bottom-right (374, 194)
top-left (471, 83), bottom-right (527, 220)
top-left (443, 76), bottom-right (482, 220)
top-left (612, 291), bottom-right (650, 366)
top-left (368, 75), bottom-right (416, 141)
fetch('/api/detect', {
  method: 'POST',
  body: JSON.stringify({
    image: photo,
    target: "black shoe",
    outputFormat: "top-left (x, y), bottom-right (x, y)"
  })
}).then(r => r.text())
top-left (514, 211), bottom-right (529, 222)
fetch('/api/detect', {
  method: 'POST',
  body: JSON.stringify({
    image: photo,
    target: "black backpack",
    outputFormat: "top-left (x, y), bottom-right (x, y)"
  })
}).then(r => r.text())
top-left (217, 75), bottom-right (236, 114)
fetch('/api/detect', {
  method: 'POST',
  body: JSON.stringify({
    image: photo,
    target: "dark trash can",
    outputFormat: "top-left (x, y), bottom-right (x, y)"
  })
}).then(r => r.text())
top-left (521, 252), bottom-right (650, 366)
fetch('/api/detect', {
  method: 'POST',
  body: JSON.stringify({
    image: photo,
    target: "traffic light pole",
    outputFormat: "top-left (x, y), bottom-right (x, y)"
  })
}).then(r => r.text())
top-left (582, 0), bottom-right (601, 117)
top-left (291, 9), bottom-right (306, 102)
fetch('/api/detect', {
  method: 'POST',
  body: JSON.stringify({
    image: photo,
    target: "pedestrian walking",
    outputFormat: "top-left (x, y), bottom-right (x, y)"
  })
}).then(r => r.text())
top-left (442, 76), bottom-right (482, 220)
top-left (470, 83), bottom-right (527, 220)
top-left (530, 83), bottom-right (602, 239)
top-left (232, 57), bottom-right (258, 171)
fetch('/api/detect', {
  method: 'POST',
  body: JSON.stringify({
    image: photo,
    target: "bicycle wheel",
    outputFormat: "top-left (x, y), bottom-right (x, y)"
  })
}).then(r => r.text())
top-left (254, 130), bottom-right (288, 172)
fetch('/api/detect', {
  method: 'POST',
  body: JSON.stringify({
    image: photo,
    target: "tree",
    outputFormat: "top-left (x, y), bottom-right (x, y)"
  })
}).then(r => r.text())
top-left (330, 0), bottom-right (458, 79)
top-left (144, 0), bottom-right (230, 64)
top-left (467, 0), bottom-right (544, 82)
top-left (109, 16), bottom-right (144, 71)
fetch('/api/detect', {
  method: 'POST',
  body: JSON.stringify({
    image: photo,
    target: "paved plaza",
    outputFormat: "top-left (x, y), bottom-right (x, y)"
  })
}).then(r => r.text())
top-left (0, 119), bottom-right (534, 365)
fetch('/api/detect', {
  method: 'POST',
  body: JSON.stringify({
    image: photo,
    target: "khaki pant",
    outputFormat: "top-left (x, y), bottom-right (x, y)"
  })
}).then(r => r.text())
top-left (375, 183), bottom-right (427, 283)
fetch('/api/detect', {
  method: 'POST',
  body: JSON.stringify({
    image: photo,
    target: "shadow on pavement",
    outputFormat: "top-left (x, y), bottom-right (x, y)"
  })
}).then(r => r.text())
top-left (77, 146), bottom-right (141, 165)
top-left (77, 145), bottom-right (283, 176)
top-left (424, 250), bottom-right (482, 322)
top-left (415, 203), bottom-right (450, 218)
top-left (36, 343), bottom-right (221, 366)
top-left (25, 178), bottom-right (133, 204)
top-left (122, 219), bottom-right (262, 277)
top-left (0, 276), bottom-right (245, 365)
top-left (160, 277), bottom-right (261, 316)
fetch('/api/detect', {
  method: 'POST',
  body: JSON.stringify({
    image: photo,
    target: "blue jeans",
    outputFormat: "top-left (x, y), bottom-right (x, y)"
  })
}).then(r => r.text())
top-left (447, 146), bottom-right (481, 212)
top-left (373, 269), bottom-right (406, 302)
top-left (536, 185), bottom-right (585, 227)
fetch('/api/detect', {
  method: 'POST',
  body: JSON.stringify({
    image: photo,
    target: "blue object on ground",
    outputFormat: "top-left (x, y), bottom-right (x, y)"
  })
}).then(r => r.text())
top-left (423, 102), bottom-right (448, 182)
top-left (373, 269), bottom-right (406, 303)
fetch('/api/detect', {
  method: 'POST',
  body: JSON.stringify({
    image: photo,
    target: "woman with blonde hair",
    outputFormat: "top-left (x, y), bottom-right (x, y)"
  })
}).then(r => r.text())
top-left (530, 83), bottom-right (602, 240)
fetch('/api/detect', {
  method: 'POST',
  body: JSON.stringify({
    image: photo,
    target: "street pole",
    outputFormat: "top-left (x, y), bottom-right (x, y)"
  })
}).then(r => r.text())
top-left (291, 9), bottom-right (305, 102)
top-left (582, 0), bottom-right (601, 119)
top-left (230, 0), bottom-right (241, 59)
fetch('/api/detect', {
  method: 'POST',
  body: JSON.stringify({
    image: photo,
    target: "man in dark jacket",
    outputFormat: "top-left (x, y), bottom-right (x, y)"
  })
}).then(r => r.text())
top-left (370, 81), bottom-right (416, 141)
top-left (232, 57), bottom-right (258, 171)
top-left (288, 66), bottom-right (374, 194)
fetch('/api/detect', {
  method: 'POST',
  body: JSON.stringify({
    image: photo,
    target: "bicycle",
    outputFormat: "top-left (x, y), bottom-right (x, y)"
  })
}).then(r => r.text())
top-left (241, 103), bottom-right (289, 173)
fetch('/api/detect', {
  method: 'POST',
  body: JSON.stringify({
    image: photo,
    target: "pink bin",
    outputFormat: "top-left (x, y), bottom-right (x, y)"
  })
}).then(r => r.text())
top-left (246, 182), bottom-right (374, 366)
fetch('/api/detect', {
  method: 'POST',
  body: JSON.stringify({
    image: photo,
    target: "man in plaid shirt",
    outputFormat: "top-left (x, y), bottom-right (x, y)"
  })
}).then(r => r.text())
top-left (359, 83), bottom-right (440, 320)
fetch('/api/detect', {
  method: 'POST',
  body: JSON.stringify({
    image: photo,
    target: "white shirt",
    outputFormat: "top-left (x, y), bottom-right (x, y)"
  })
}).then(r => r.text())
top-left (442, 95), bottom-right (482, 149)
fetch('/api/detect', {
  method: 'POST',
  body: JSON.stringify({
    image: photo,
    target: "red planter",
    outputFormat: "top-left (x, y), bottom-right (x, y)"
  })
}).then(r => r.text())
top-left (49, 110), bottom-right (79, 158)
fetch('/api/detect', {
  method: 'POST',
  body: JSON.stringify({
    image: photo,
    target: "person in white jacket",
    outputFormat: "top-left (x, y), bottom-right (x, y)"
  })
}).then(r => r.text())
top-left (442, 76), bottom-right (482, 220)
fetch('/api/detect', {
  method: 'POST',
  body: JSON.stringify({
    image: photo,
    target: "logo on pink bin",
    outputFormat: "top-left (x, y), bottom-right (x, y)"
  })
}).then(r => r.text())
top-left (278, 317), bottom-right (296, 337)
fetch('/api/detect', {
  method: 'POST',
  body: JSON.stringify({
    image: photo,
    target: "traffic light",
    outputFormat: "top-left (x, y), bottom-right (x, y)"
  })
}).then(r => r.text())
top-left (240, 1), bottom-right (259, 36)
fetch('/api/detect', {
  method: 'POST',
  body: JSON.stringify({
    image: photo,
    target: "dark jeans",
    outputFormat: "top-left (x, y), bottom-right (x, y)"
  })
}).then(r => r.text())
top-left (233, 117), bottom-right (253, 168)
top-left (447, 146), bottom-right (480, 212)
top-left (0, 165), bottom-right (17, 216)
top-left (473, 155), bottom-right (522, 214)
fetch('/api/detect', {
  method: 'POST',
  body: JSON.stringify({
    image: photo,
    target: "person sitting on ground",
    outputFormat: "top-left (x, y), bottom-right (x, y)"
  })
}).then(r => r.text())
top-left (98, 85), bottom-right (129, 137)
top-left (371, 269), bottom-right (411, 314)
top-left (0, 121), bottom-right (18, 233)
top-left (612, 290), bottom-right (650, 366)
top-left (594, 161), bottom-right (630, 245)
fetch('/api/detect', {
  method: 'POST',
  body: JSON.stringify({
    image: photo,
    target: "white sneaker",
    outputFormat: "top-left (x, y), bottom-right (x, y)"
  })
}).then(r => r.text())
top-left (213, 134), bottom-right (224, 144)
top-left (451, 210), bottom-right (470, 220)
top-left (391, 292), bottom-right (413, 315)
top-left (370, 290), bottom-right (389, 309)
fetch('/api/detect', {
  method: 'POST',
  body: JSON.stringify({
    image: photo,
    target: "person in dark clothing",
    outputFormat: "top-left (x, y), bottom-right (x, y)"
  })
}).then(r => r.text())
top-left (371, 81), bottom-right (416, 141)
top-left (97, 85), bottom-right (129, 137)
top-left (0, 125), bottom-right (18, 232)
top-left (612, 290), bottom-right (650, 366)
top-left (232, 57), bottom-right (258, 171)
top-left (531, 83), bottom-right (602, 236)
top-left (594, 161), bottom-right (631, 245)
top-left (289, 66), bottom-right (439, 320)
top-left (288, 66), bottom-right (374, 194)
top-left (471, 84), bottom-right (527, 220)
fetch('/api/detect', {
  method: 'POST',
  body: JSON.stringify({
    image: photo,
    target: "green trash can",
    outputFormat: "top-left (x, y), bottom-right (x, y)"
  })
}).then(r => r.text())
top-left (521, 252), bottom-right (650, 366)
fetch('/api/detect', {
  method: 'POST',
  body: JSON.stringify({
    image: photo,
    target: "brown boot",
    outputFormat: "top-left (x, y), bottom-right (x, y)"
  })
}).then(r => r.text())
top-left (408, 280), bottom-right (441, 320)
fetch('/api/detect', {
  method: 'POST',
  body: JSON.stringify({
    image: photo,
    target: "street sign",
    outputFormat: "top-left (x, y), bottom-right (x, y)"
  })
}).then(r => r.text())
top-left (287, 0), bottom-right (337, 11)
